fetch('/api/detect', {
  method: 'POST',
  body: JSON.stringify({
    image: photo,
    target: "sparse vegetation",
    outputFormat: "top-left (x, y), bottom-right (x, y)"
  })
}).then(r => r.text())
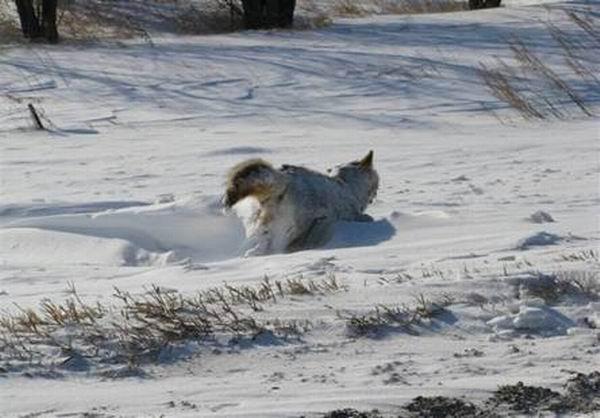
top-left (375, 0), bottom-right (467, 15)
top-left (405, 396), bottom-right (486, 417)
top-left (331, 0), bottom-right (370, 17)
top-left (516, 270), bottom-right (599, 304)
top-left (329, 0), bottom-right (466, 17)
top-left (321, 371), bottom-right (600, 417)
top-left (486, 372), bottom-right (600, 414)
top-left (0, 275), bottom-right (345, 376)
top-left (323, 408), bottom-right (384, 418)
top-left (0, 0), bottom-right (471, 43)
top-left (557, 249), bottom-right (599, 262)
top-left (490, 382), bottom-right (563, 414)
top-left (479, 10), bottom-right (599, 120)
top-left (339, 294), bottom-right (454, 337)
top-left (199, 273), bottom-right (346, 311)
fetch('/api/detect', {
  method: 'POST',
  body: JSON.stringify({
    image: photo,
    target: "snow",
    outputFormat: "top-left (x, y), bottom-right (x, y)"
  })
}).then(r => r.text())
top-left (487, 304), bottom-right (575, 335)
top-left (1, 197), bottom-right (246, 265)
top-left (1, 0), bottom-right (599, 416)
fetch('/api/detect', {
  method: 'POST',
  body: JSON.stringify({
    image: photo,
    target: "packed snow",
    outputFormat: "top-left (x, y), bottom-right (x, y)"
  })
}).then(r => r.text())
top-left (0, 0), bottom-right (598, 416)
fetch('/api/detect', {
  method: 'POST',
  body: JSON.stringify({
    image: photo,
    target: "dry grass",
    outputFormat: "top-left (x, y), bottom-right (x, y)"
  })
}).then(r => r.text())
top-left (170, 0), bottom-right (250, 34)
top-left (557, 249), bottom-right (599, 263)
top-left (327, 0), bottom-right (466, 17)
top-left (509, 39), bottom-right (592, 117)
top-left (0, 275), bottom-right (345, 375)
top-left (331, 0), bottom-right (370, 17)
top-left (373, 0), bottom-right (467, 15)
top-left (0, 0), bottom-right (330, 43)
top-left (198, 273), bottom-right (346, 312)
top-left (0, 285), bottom-right (256, 372)
top-left (479, 10), bottom-right (598, 120)
top-left (516, 270), bottom-right (599, 304)
top-left (339, 294), bottom-right (454, 337)
top-left (0, 0), bottom-right (468, 44)
top-left (479, 62), bottom-right (546, 120)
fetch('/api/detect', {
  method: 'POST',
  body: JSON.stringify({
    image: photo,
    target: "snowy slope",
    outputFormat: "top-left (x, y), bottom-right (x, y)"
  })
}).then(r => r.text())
top-left (1, 0), bottom-right (599, 417)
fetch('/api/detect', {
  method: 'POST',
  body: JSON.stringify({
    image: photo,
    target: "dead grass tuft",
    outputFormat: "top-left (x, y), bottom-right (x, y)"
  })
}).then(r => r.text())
top-left (339, 294), bottom-right (453, 337)
top-left (331, 0), bottom-right (370, 17)
top-left (326, 0), bottom-right (466, 17)
top-left (199, 273), bottom-right (346, 312)
top-left (0, 275), bottom-right (345, 375)
top-left (374, 0), bottom-right (467, 15)
top-left (172, 1), bottom-right (245, 34)
top-left (517, 271), bottom-right (599, 304)
top-left (557, 249), bottom-right (599, 263)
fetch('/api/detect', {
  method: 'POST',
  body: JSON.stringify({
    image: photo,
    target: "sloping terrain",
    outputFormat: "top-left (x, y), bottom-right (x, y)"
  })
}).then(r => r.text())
top-left (0, 0), bottom-right (598, 416)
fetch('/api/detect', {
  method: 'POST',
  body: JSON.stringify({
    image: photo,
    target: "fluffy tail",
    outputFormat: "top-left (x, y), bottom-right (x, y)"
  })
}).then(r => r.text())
top-left (223, 159), bottom-right (279, 208)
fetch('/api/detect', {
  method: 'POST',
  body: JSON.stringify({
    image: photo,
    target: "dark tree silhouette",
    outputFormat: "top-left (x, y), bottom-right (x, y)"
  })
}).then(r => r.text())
top-left (15, 0), bottom-right (40, 38)
top-left (14, 0), bottom-right (59, 43)
top-left (468, 0), bottom-right (501, 10)
top-left (241, 0), bottom-right (296, 29)
top-left (41, 0), bottom-right (58, 42)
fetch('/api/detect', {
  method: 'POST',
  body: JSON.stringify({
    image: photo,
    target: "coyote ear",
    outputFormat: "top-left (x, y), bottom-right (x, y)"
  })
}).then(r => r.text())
top-left (359, 150), bottom-right (373, 169)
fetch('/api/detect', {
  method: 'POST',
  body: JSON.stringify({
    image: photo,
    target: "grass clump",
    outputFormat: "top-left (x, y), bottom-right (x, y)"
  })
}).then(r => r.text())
top-left (488, 372), bottom-right (600, 414)
top-left (0, 276), bottom-right (347, 376)
top-left (327, 0), bottom-right (466, 17)
top-left (323, 408), bottom-right (383, 418)
top-left (374, 0), bottom-right (467, 15)
top-left (198, 273), bottom-right (346, 312)
top-left (323, 371), bottom-right (600, 417)
top-left (404, 396), bottom-right (489, 417)
top-left (339, 294), bottom-right (453, 337)
top-left (517, 270), bottom-right (599, 304)
top-left (490, 382), bottom-right (563, 414)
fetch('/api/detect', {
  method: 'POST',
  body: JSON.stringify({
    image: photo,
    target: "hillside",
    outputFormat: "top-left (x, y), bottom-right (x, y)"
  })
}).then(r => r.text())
top-left (1, 0), bottom-right (599, 416)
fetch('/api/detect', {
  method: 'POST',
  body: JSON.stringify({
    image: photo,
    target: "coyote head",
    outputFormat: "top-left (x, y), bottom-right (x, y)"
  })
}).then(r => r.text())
top-left (332, 150), bottom-right (379, 206)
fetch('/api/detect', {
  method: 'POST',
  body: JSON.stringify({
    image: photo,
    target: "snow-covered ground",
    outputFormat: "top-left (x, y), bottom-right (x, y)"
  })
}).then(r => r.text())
top-left (1, 0), bottom-right (599, 416)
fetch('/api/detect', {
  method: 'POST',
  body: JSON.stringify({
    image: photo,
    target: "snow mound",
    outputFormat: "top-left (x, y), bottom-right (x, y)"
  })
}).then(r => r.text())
top-left (488, 305), bottom-right (575, 336)
top-left (0, 228), bottom-right (170, 267)
top-left (1, 197), bottom-right (246, 266)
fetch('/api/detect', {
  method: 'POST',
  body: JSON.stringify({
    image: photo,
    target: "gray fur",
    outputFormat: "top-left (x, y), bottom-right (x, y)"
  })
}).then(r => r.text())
top-left (225, 151), bottom-right (379, 255)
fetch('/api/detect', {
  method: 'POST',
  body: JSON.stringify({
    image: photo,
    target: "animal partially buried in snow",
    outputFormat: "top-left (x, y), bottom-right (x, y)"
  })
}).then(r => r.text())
top-left (224, 151), bottom-right (379, 255)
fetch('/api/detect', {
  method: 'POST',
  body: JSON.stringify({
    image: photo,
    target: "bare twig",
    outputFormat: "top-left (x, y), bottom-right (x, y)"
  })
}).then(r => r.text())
top-left (28, 103), bottom-right (45, 130)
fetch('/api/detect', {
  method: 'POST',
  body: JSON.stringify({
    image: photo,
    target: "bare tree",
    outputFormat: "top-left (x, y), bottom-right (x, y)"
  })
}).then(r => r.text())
top-left (14, 0), bottom-right (58, 43)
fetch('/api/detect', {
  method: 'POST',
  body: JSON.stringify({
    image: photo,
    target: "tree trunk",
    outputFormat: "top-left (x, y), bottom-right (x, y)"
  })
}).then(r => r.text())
top-left (278, 0), bottom-right (295, 27)
top-left (14, 0), bottom-right (59, 42)
top-left (241, 0), bottom-right (265, 29)
top-left (41, 0), bottom-right (58, 43)
top-left (241, 0), bottom-right (295, 29)
top-left (15, 0), bottom-right (41, 38)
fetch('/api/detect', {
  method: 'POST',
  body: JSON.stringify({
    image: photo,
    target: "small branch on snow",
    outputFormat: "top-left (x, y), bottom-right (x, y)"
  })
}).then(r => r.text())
top-left (27, 103), bottom-right (45, 130)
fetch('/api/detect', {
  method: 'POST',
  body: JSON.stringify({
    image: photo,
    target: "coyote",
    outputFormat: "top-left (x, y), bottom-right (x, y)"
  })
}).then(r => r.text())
top-left (224, 151), bottom-right (379, 255)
